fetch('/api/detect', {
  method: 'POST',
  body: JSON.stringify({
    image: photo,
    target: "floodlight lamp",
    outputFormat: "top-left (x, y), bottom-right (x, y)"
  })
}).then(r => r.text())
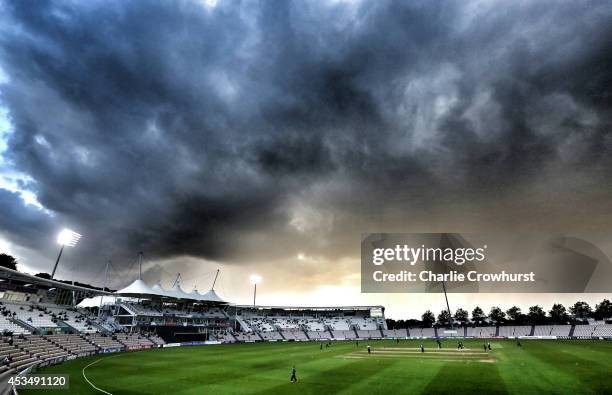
top-left (57, 229), bottom-right (82, 247)
top-left (250, 274), bottom-right (262, 285)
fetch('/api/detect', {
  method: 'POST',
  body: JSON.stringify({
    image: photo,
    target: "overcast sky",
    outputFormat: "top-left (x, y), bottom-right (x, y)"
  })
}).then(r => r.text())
top-left (0, 0), bottom-right (611, 318)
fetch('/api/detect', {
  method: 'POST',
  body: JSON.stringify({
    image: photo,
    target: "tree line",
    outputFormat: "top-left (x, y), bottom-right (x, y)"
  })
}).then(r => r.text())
top-left (387, 300), bottom-right (612, 329)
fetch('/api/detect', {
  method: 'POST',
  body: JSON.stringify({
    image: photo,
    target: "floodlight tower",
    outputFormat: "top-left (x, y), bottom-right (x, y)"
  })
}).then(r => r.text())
top-left (51, 228), bottom-right (82, 279)
top-left (250, 274), bottom-right (261, 306)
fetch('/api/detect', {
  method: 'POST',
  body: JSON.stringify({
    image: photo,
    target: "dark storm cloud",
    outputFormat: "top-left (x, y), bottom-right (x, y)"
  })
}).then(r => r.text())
top-left (0, 0), bottom-right (611, 277)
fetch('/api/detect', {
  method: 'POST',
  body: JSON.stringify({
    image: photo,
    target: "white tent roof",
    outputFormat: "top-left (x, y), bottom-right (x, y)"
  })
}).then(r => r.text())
top-left (116, 279), bottom-right (157, 296)
top-left (115, 279), bottom-right (226, 303)
top-left (151, 283), bottom-right (174, 298)
top-left (200, 289), bottom-right (225, 303)
top-left (169, 283), bottom-right (193, 299)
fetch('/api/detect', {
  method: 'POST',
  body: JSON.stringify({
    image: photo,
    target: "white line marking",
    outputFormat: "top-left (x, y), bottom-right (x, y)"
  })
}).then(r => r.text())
top-left (82, 354), bottom-right (123, 394)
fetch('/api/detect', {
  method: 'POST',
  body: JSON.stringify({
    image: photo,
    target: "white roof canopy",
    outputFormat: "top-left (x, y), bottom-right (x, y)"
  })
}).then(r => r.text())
top-left (115, 279), bottom-right (157, 296)
top-left (115, 279), bottom-right (226, 303)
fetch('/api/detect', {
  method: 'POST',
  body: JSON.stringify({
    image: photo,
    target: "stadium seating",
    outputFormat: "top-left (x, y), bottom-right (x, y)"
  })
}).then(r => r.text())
top-left (13, 335), bottom-right (69, 363)
top-left (409, 328), bottom-right (436, 338)
top-left (146, 333), bottom-right (166, 345)
top-left (0, 313), bottom-right (30, 335)
top-left (307, 331), bottom-right (331, 340)
top-left (497, 325), bottom-right (532, 337)
top-left (47, 307), bottom-right (98, 333)
top-left (233, 332), bottom-right (262, 342)
top-left (357, 330), bottom-right (382, 339)
top-left (572, 325), bottom-right (595, 337)
top-left (246, 317), bottom-right (276, 333)
top-left (3, 302), bottom-right (57, 329)
top-left (325, 318), bottom-right (350, 330)
top-left (45, 334), bottom-right (97, 355)
top-left (116, 333), bottom-right (155, 349)
top-left (259, 331), bottom-right (283, 341)
top-left (533, 325), bottom-right (572, 337)
top-left (382, 329), bottom-right (408, 338)
top-left (350, 317), bottom-right (379, 330)
top-left (438, 328), bottom-right (464, 337)
top-left (466, 326), bottom-right (496, 337)
top-left (591, 324), bottom-right (612, 338)
top-left (84, 333), bottom-right (125, 350)
top-left (281, 329), bottom-right (308, 341)
top-left (332, 330), bottom-right (357, 340)
top-left (303, 319), bottom-right (326, 332)
top-left (215, 332), bottom-right (236, 343)
top-left (273, 318), bottom-right (301, 330)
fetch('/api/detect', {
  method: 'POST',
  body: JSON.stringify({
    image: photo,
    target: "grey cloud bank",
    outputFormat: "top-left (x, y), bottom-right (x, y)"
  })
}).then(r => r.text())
top-left (0, 0), bottom-right (611, 289)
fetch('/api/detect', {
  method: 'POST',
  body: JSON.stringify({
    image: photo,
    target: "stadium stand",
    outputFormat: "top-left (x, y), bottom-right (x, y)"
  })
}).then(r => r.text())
top-left (533, 325), bottom-right (572, 337)
top-left (497, 325), bottom-right (532, 337)
top-left (325, 318), bottom-right (350, 330)
top-left (382, 328), bottom-right (408, 338)
top-left (273, 317), bottom-right (301, 330)
top-left (215, 332), bottom-right (236, 343)
top-left (146, 333), bottom-right (166, 345)
top-left (45, 334), bottom-right (97, 355)
top-left (3, 302), bottom-right (57, 329)
top-left (281, 329), bottom-right (308, 341)
top-left (84, 333), bottom-right (125, 350)
top-left (304, 319), bottom-right (326, 332)
top-left (116, 333), bottom-right (155, 350)
top-left (572, 325), bottom-right (594, 337)
top-left (307, 331), bottom-right (332, 340)
top-left (233, 332), bottom-right (262, 342)
top-left (0, 312), bottom-right (30, 335)
top-left (332, 330), bottom-right (357, 340)
top-left (13, 335), bottom-right (69, 362)
top-left (466, 326), bottom-right (497, 337)
top-left (591, 324), bottom-right (612, 338)
top-left (259, 331), bottom-right (283, 341)
top-left (356, 329), bottom-right (383, 339)
top-left (409, 328), bottom-right (436, 338)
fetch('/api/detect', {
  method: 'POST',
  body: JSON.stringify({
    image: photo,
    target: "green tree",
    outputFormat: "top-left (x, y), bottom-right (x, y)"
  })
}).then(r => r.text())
top-left (506, 306), bottom-right (523, 323)
top-left (489, 306), bottom-right (506, 324)
top-left (437, 310), bottom-right (451, 326)
top-left (421, 310), bottom-right (435, 328)
top-left (472, 306), bottom-right (485, 324)
top-left (549, 303), bottom-right (569, 324)
top-left (594, 299), bottom-right (612, 320)
top-left (527, 305), bottom-right (546, 324)
top-left (0, 253), bottom-right (18, 271)
top-left (569, 301), bottom-right (592, 320)
top-left (455, 308), bottom-right (469, 323)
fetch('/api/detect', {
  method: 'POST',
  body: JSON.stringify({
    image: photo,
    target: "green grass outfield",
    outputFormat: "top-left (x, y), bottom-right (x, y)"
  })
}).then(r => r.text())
top-left (20, 339), bottom-right (612, 395)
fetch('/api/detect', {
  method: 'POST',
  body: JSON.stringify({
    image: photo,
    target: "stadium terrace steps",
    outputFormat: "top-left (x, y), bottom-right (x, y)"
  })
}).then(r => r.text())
top-left (497, 325), bottom-right (532, 337)
top-left (307, 331), bottom-right (332, 340)
top-left (382, 329), bottom-right (408, 338)
top-left (280, 329), bottom-right (308, 341)
top-left (259, 331), bottom-right (283, 341)
top-left (532, 325), bottom-right (572, 337)
top-left (465, 326), bottom-right (497, 337)
top-left (147, 333), bottom-right (166, 346)
top-left (45, 334), bottom-right (97, 355)
top-left (331, 330), bottom-right (357, 340)
top-left (573, 324), bottom-right (612, 338)
top-left (115, 333), bottom-right (156, 349)
top-left (84, 333), bottom-right (125, 350)
top-left (232, 332), bottom-right (262, 342)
